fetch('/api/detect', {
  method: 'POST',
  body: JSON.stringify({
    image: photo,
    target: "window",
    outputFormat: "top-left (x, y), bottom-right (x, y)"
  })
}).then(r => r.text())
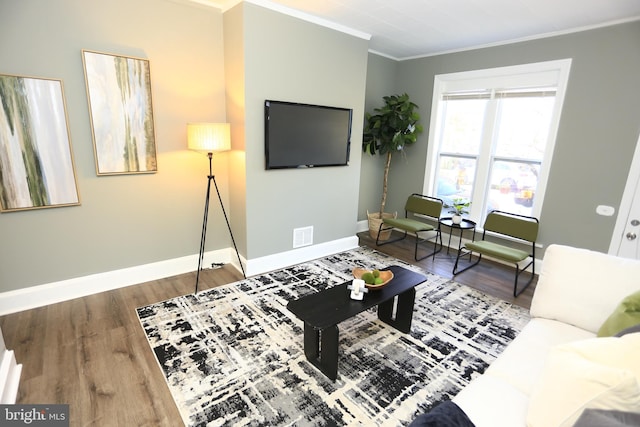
top-left (424, 60), bottom-right (572, 223)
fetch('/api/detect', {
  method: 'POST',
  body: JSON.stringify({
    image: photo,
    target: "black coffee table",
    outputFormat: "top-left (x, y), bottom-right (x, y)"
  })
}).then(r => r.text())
top-left (286, 265), bottom-right (427, 380)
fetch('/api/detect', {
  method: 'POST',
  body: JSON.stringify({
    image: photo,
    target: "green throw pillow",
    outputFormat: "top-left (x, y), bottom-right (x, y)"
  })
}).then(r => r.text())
top-left (597, 289), bottom-right (640, 337)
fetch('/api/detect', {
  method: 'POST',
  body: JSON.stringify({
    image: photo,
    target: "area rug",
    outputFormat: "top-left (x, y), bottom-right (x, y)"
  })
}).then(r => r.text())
top-left (136, 247), bottom-right (530, 426)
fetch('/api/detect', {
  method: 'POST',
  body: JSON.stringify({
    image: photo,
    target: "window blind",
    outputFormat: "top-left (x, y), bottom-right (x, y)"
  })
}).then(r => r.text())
top-left (443, 87), bottom-right (556, 100)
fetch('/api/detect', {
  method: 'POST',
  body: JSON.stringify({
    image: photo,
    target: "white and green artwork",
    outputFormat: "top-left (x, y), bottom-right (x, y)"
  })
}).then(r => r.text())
top-left (82, 50), bottom-right (157, 175)
top-left (0, 74), bottom-right (80, 212)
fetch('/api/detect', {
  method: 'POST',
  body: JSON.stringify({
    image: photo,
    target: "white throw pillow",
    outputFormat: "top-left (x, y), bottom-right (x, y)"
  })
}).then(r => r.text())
top-left (526, 333), bottom-right (640, 427)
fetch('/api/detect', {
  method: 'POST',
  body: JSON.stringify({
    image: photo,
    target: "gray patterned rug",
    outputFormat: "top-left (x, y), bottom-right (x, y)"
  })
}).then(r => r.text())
top-left (136, 247), bottom-right (529, 426)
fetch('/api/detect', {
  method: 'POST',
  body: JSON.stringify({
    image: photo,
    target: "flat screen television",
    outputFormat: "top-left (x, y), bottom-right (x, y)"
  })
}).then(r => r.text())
top-left (264, 100), bottom-right (353, 169)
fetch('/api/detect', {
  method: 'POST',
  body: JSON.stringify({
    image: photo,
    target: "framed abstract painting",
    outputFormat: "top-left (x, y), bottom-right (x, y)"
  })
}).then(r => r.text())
top-left (0, 74), bottom-right (80, 212)
top-left (82, 50), bottom-right (158, 175)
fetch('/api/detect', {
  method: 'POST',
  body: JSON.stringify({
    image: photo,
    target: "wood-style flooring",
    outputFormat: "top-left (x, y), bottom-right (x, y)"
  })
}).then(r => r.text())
top-left (0, 232), bottom-right (535, 426)
top-left (357, 230), bottom-right (536, 310)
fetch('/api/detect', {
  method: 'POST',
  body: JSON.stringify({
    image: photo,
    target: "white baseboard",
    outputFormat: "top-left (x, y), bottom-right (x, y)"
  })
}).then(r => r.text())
top-left (0, 328), bottom-right (21, 404)
top-left (245, 236), bottom-right (359, 277)
top-left (0, 350), bottom-right (21, 404)
top-left (356, 219), bottom-right (368, 233)
top-left (0, 237), bottom-right (360, 316)
top-left (0, 249), bottom-right (230, 316)
top-left (0, 229), bottom-right (539, 316)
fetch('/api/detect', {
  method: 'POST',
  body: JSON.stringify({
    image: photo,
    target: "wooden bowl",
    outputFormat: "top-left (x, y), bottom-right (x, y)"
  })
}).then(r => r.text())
top-left (352, 268), bottom-right (394, 290)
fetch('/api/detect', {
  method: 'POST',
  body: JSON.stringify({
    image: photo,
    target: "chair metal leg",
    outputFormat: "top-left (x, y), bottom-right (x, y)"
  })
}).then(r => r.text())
top-left (431, 229), bottom-right (444, 261)
top-left (414, 229), bottom-right (442, 261)
top-left (454, 251), bottom-right (535, 297)
top-left (452, 248), bottom-right (482, 276)
top-left (376, 220), bottom-right (442, 261)
top-left (513, 259), bottom-right (535, 297)
top-left (376, 223), bottom-right (408, 246)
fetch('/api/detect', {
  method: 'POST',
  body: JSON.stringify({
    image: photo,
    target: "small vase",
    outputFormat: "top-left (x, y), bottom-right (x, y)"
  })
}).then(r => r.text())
top-left (452, 214), bottom-right (462, 225)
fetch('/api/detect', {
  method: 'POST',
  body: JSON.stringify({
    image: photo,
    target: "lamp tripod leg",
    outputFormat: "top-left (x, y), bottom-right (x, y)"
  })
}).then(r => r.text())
top-left (194, 154), bottom-right (246, 295)
top-left (195, 175), bottom-right (212, 295)
top-left (213, 175), bottom-right (246, 280)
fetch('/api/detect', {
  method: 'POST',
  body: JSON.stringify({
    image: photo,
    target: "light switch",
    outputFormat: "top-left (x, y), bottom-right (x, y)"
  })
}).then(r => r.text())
top-left (596, 205), bottom-right (615, 216)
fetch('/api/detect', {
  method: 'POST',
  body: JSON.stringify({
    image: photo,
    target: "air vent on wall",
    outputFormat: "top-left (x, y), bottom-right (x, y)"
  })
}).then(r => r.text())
top-left (293, 226), bottom-right (313, 248)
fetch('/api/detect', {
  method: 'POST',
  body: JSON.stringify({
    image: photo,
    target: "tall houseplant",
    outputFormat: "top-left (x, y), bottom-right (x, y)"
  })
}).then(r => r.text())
top-left (363, 93), bottom-right (423, 239)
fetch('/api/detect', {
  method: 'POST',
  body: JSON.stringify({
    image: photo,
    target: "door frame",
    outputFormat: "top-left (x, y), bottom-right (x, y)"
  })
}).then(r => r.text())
top-left (609, 132), bottom-right (640, 255)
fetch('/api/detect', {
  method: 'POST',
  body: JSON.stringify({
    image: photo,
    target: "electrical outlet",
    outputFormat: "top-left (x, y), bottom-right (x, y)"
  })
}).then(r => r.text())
top-left (596, 205), bottom-right (615, 216)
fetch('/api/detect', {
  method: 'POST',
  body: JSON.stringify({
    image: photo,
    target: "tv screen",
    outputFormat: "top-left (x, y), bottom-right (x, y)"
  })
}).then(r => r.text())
top-left (264, 100), bottom-right (352, 169)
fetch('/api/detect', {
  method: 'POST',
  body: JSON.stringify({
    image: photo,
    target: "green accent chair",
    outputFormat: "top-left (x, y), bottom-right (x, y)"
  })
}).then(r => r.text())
top-left (376, 194), bottom-right (444, 261)
top-left (453, 210), bottom-right (539, 297)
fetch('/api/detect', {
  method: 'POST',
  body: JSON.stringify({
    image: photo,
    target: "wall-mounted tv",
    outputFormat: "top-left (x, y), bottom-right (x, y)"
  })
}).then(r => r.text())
top-left (264, 100), bottom-right (353, 170)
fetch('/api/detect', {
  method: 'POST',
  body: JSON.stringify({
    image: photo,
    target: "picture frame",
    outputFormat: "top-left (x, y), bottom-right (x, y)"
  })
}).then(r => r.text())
top-left (0, 74), bottom-right (80, 213)
top-left (82, 50), bottom-right (158, 175)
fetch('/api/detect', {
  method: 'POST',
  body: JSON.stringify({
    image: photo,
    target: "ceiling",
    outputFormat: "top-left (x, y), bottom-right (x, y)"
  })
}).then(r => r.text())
top-left (200, 0), bottom-right (640, 60)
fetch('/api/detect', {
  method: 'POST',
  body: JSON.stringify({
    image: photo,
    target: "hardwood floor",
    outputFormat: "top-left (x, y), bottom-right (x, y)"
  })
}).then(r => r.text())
top-left (0, 234), bottom-right (535, 426)
top-left (357, 230), bottom-right (536, 310)
top-left (0, 267), bottom-right (243, 427)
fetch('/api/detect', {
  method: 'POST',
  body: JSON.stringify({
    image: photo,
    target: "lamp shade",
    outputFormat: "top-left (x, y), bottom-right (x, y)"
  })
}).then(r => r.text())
top-left (187, 123), bottom-right (231, 153)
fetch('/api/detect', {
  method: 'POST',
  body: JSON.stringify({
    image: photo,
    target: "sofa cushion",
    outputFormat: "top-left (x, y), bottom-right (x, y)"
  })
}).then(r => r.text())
top-left (597, 290), bottom-right (640, 337)
top-left (530, 244), bottom-right (640, 333)
top-left (484, 318), bottom-right (593, 395)
top-left (526, 334), bottom-right (640, 427)
top-left (453, 374), bottom-right (528, 427)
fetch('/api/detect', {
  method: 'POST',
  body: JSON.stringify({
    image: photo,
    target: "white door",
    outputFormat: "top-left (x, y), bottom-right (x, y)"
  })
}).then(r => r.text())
top-left (610, 132), bottom-right (640, 259)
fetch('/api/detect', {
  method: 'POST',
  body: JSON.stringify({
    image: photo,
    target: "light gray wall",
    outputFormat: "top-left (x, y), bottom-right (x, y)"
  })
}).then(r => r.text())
top-left (0, 0), bottom-right (229, 292)
top-left (240, 3), bottom-right (370, 258)
top-left (366, 21), bottom-right (640, 255)
top-left (358, 54), bottom-right (399, 220)
top-left (223, 4), bottom-right (249, 256)
top-left (4, 0), bottom-right (637, 296)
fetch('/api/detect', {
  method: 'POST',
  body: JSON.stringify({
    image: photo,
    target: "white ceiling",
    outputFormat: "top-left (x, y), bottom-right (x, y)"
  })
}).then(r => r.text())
top-left (200, 0), bottom-right (640, 60)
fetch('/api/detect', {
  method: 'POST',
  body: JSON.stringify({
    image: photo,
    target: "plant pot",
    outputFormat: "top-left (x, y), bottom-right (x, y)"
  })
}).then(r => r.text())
top-left (452, 214), bottom-right (462, 225)
top-left (367, 210), bottom-right (397, 241)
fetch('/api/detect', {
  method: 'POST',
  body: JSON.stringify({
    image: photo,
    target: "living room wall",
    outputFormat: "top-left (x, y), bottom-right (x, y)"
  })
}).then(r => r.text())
top-left (0, 0), bottom-right (230, 294)
top-left (361, 21), bottom-right (640, 255)
top-left (358, 54), bottom-right (399, 222)
top-left (231, 3), bottom-right (369, 261)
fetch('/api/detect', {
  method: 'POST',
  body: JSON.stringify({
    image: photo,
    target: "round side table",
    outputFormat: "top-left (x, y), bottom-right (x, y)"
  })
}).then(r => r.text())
top-left (439, 217), bottom-right (476, 254)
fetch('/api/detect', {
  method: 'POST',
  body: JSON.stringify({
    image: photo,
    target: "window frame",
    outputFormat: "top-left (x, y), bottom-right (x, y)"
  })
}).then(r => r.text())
top-left (423, 59), bottom-right (572, 223)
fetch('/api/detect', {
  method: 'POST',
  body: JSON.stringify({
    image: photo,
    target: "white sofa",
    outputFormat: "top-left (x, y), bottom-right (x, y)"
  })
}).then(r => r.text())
top-left (452, 244), bottom-right (640, 427)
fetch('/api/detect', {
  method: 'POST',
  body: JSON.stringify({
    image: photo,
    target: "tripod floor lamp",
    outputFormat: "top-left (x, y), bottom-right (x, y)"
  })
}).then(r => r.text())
top-left (187, 123), bottom-right (246, 294)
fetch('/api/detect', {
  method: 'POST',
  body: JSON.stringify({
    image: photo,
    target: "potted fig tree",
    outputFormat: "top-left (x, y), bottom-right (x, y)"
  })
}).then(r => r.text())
top-left (363, 93), bottom-right (423, 240)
